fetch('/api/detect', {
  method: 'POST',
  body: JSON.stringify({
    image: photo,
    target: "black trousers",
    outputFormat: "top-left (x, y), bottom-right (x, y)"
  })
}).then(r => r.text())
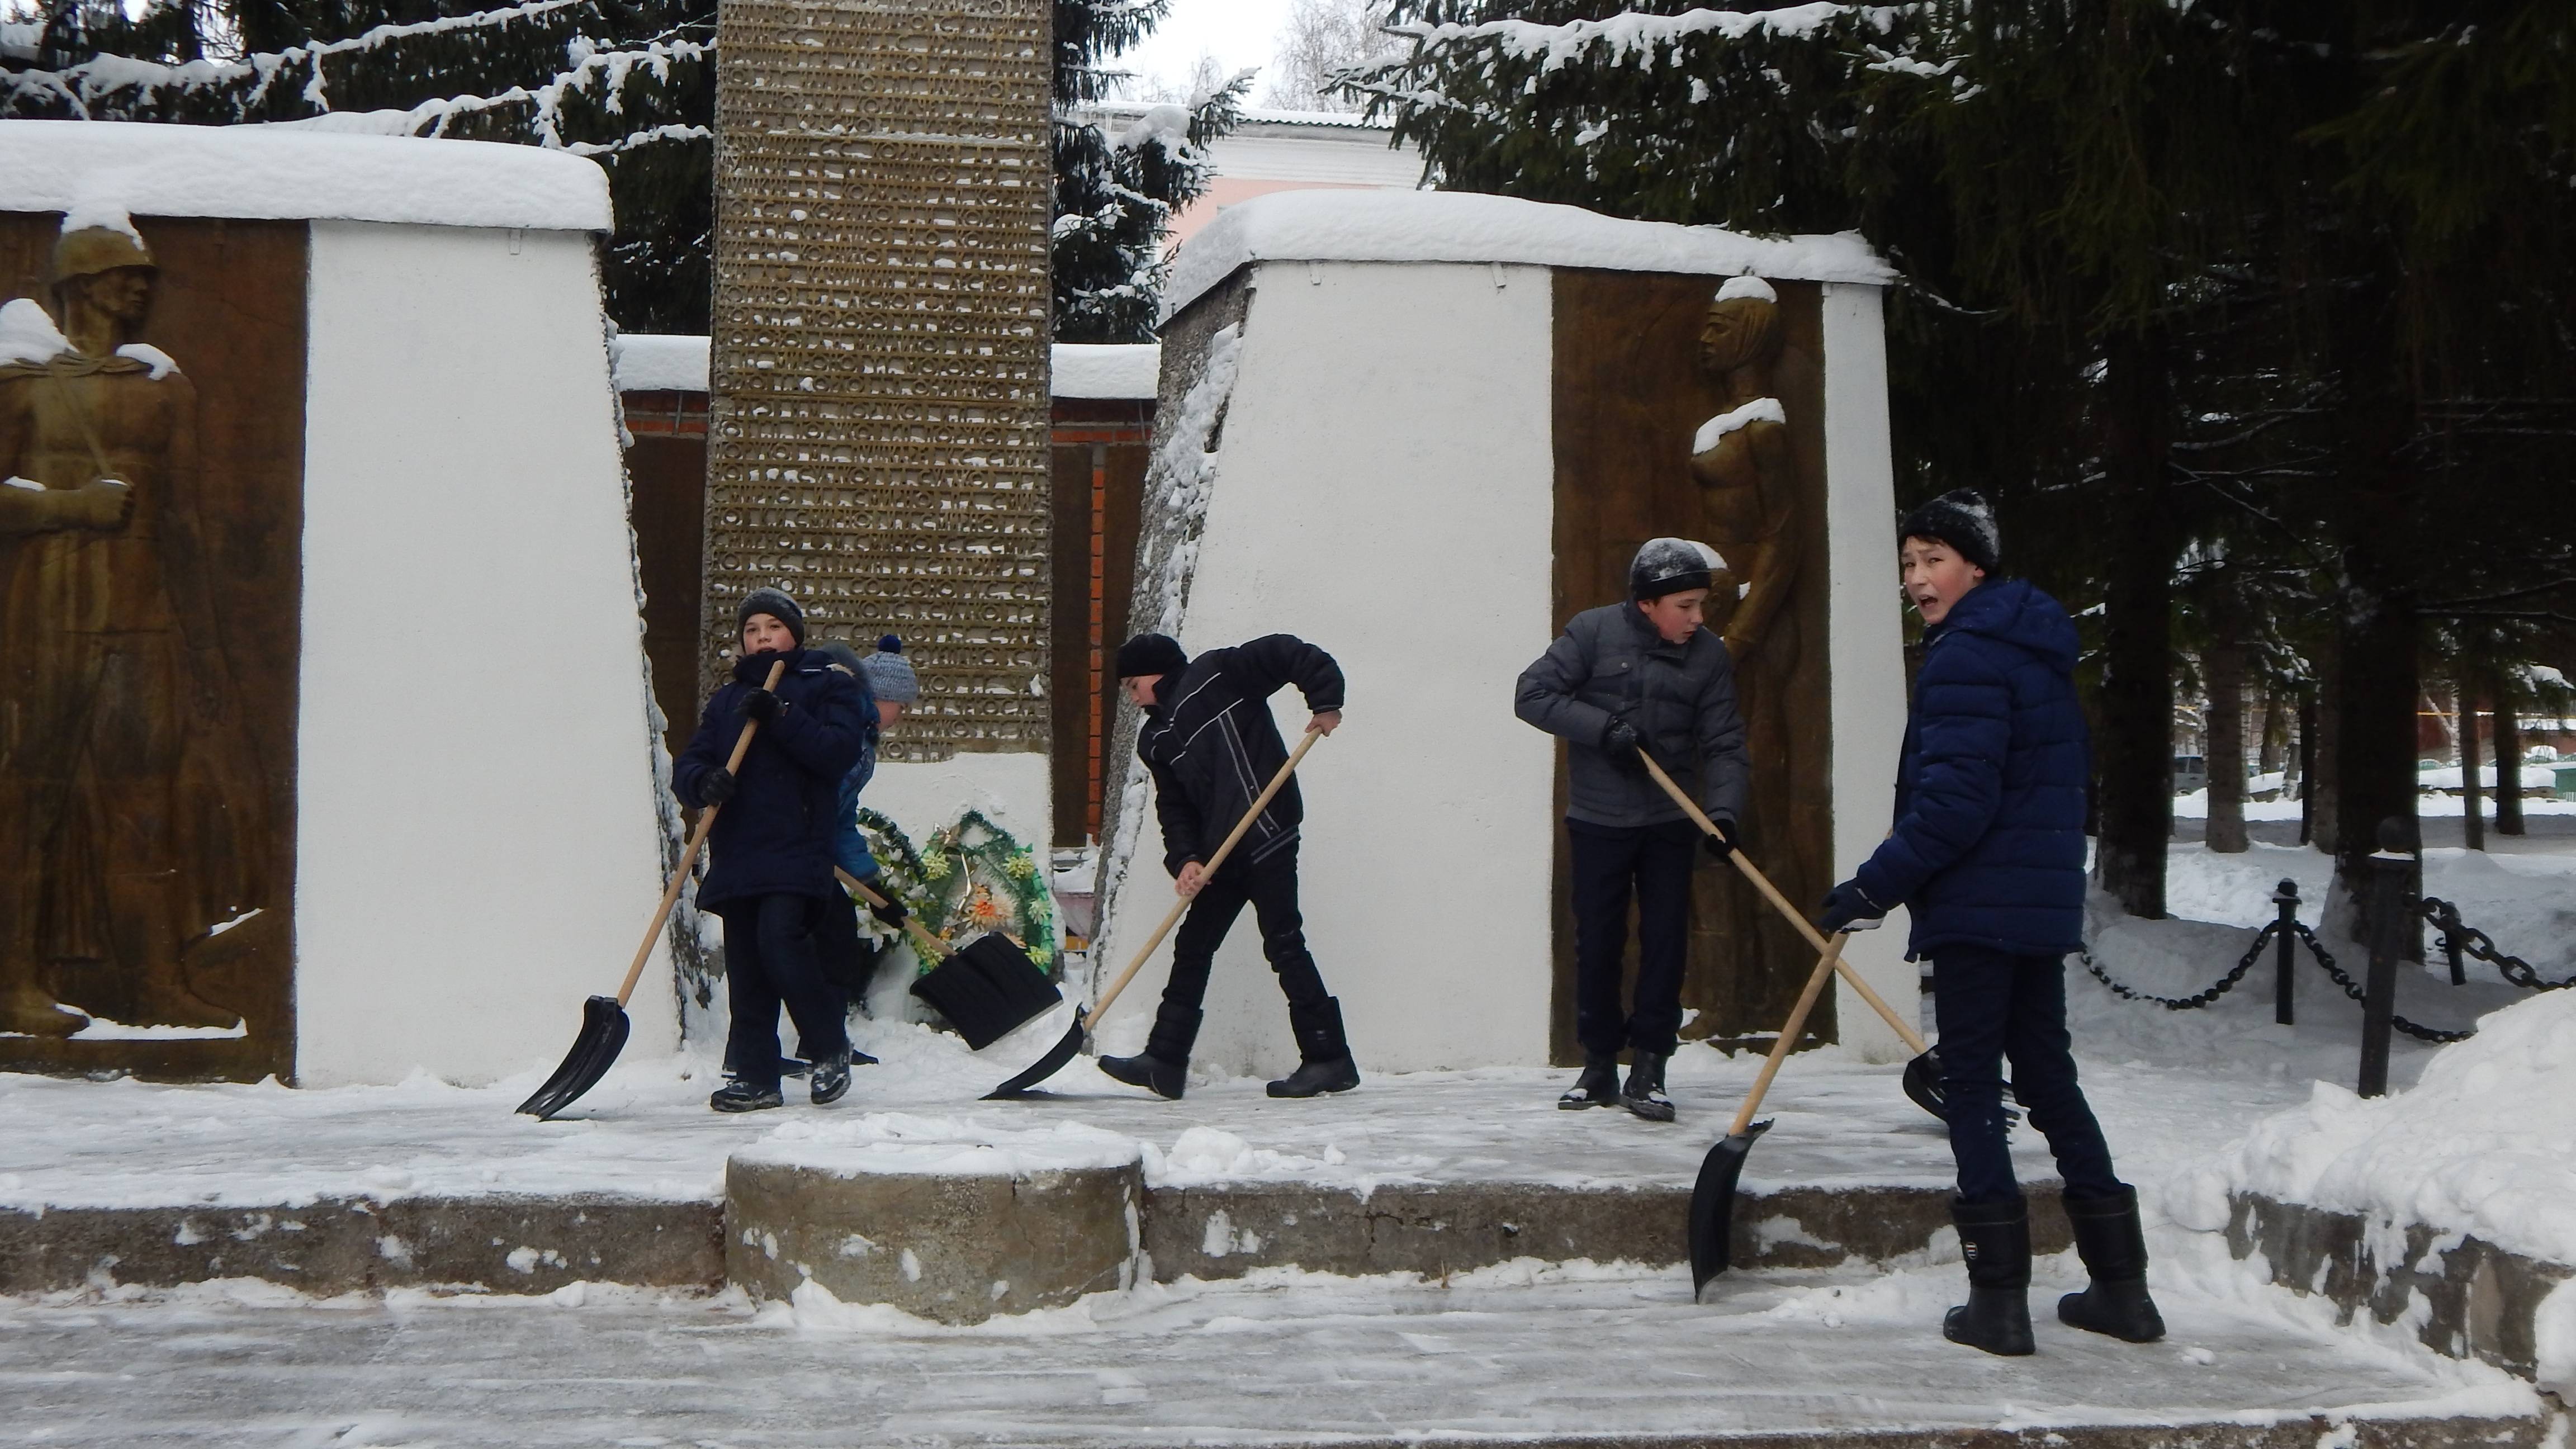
top-left (719, 892), bottom-right (850, 1090)
top-left (1931, 943), bottom-right (2124, 1204)
top-left (1567, 817), bottom-right (1700, 1059)
top-left (1161, 844), bottom-right (1330, 1018)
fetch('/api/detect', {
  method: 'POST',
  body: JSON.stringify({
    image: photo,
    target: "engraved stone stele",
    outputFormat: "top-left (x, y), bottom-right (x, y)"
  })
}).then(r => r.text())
top-left (707, 0), bottom-right (1053, 763)
top-left (724, 1134), bottom-right (1142, 1324)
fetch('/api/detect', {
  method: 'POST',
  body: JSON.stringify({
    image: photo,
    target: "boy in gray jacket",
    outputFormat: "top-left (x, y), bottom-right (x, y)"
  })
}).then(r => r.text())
top-left (1515, 539), bottom-right (1750, 1120)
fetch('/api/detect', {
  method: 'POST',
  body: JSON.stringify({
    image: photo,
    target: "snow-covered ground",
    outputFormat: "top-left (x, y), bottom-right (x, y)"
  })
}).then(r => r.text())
top-left (0, 1252), bottom-right (2537, 1447)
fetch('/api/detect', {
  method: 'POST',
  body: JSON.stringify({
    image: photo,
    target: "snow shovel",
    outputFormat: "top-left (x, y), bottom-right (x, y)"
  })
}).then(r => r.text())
top-left (1632, 750), bottom-right (1948, 1116)
top-left (987, 727), bottom-right (1324, 1099)
top-left (835, 867), bottom-right (1064, 1050)
top-left (517, 659), bottom-right (787, 1120)
top-left (1689, 929), bottom-right (1849, 1292)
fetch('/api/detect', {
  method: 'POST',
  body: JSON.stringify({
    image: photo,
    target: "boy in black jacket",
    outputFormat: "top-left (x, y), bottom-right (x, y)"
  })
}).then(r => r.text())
top-left (1100, 632), bottom-right (1352, 1100)
top-left (673, 589), bottom-right (871, 1114)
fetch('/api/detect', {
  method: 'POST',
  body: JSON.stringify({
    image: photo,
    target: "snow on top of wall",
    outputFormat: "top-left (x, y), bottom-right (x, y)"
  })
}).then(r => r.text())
top-left (1162, 190), bottom-right (1892, 323)
top-left (610, 333), bottom-right (709, 393)
top-left (0, 120), bottom-right (612, 233)
top-left (1052, 343), bottom-right (1161, 400)
top-left (2211, 986), bottom-right (2576, 1266)
top-left (608, 335), bottom-right (1161, 401)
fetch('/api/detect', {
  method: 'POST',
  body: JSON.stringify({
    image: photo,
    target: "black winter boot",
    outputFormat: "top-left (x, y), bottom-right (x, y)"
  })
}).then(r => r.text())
top-left (1620, 1052), bottom-right (1676, 1123)
top-left (2058, 1187), bottom-right (2166, 1342)
top-left (1268, 997), bottom-right (1360, 1098)
top-left (1100, 1003), bottom-right (1199, 1100)
top-left (809, 1049), bottom-right (853, 1106)
top-left (1558, 1054), bottom-right (1620, 1109)
top-left (1944, 1195), bottom-right (2035, 1356)
top-left (708, 1078), bottom-right (784, 1114)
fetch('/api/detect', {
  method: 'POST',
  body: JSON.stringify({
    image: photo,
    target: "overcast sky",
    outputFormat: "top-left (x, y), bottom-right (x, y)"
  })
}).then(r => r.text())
top-left (1110, 0), bottom-right (1304, 101)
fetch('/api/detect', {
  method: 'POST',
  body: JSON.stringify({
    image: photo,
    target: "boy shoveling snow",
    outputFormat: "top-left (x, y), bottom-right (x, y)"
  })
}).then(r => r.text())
top-left (1817, 490), bottom-right (2165, 1356)
top-left (1101, 632), bottom-right (1356, 1101)
top-left (673, 589), bottom-right (872, 1114)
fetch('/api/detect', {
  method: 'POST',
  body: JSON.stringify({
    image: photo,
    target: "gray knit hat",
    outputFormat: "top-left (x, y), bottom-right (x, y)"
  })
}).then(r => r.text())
top-left (736, 586), bottom-right (805, 645)
top-left (858, 634), bottom-right (919, 703)
top-left (1630, 538), bottom-right (1727, 600)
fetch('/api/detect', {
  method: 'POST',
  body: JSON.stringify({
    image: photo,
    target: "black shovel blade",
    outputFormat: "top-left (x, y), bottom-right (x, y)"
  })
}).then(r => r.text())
top-left (1901, 1048), bottom-right (1948, 1122)
top-left (516, 995), bottom-right (631, 1120)
top-left (1688, 1119), bottom-right (1771, 1294)
top-left (911, 934), bottom-right (1064, 1051)
top-left (985, 1019), bottom-right (1085, 1100)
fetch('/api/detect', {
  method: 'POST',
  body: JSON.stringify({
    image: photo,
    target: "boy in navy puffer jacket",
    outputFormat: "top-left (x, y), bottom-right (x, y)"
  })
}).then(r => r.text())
top-left (1819, 491), bottom-right (2163, 1357)
top-left (674, 589), bottom-right (870, 1114)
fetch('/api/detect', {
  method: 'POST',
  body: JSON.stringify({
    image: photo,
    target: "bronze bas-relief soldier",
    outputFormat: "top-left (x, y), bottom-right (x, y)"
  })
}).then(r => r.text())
top-left (0, 222), bottom-right (262, 1036)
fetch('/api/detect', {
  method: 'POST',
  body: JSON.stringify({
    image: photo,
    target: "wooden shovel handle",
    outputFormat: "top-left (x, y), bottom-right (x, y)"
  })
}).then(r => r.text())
top-left (836, 865), bottom-right (957, 963)
top-left (1728, 931), bottom-right (1848, 1138)
top-left (613, 659), bottom-right (787, 1007)
top-left (1635, 750), bottom-right (1931, 1056)
top-left (1084, 727), bottom-right (1324, 1033)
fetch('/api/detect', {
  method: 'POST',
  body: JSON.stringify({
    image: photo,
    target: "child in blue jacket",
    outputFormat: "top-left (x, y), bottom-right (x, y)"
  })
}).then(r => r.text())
top-left (1820, 491), bottom-right (2163, 1356)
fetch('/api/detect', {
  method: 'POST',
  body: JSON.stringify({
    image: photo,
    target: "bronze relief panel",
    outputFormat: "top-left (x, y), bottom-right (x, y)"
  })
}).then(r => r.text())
top-left (0, 214), bottom-right (304, 1082)
top-left (1550, 269), bottom-right (1834, 1057)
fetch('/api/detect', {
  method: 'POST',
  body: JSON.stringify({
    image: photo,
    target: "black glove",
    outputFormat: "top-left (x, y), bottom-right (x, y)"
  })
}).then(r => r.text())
top-left (866, 894), bottom-right (907, 927)
top-left (737, 688), bottom-right (782, 723)
top-left (1702, 816), bottom-right (1740, 858)
top-left (1817, 878), bottom-right (1884, 935)
top-left (1600, 715), bottom-right (1646, 774)
top-left (697, 768), bottom-right (737, 807)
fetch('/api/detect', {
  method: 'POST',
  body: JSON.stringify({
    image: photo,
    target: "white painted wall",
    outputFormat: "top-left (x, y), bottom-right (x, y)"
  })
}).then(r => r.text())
top-left (297, 220), bottom-right (673, 1087)
top-left (1820, 282), bottom-right (1920, 1060)
top-left (863, 753), bottom-right (1052, 873)
top-left (1100, 261), bottom-right (1560, 1077)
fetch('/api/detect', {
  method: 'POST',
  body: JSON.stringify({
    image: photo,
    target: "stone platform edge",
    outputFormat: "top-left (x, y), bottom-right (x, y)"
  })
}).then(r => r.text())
top-left (2229, 1190), bottom-right (2574, 1384)
top-left (2, 1177), bottom-right (2068, 1302)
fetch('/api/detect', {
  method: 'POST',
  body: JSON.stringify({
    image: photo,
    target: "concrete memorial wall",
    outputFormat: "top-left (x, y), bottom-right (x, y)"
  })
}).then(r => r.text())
top-left (0, 121), bottom-right (673, 1087)
top-left (1093, 190), bottom-right (1911, 1078)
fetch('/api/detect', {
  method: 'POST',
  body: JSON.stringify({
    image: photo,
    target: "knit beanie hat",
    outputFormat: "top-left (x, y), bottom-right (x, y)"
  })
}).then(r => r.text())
top-left (857, 634), bottom-right (920, 703)
top-left (1115, 632), bottom-right (1189, 679)
top-left (1897, 489), bottom-right (2000, 575)
top-left (1630, 538), bottom-right (1727, 600)
top-left (736, 586), bottom-right (806, 645)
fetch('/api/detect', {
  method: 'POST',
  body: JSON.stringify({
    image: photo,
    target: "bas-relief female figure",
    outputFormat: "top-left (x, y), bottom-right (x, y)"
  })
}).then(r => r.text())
top-left (0, 221), bottom-right (262, 1037)
top-left (1689, 278), bottom-right (1829, 1020)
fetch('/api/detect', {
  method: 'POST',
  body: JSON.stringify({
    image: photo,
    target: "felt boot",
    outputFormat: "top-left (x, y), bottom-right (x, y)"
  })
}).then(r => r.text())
top-left (1557, 1054), bottom-right (1621, 1109)
top-left (1620, 1051), bottom-right (1676, 1123)
top-left (1100, 1002), bottom-right (1199, 1100)
top-left (1267, 997), bottom-right (1360, 1098)
top-left (2058, 1187), bottom-right (2166, 1342)
top-left (0, 978), bottom-right (87, 1037)
top-left (1944, 1195), bottom-right (2035, 1356)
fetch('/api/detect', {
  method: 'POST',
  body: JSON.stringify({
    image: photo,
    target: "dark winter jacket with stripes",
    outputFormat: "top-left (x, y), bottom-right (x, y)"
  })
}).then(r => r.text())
top-left (1139, 635), bottom-right (1346, 877)
top-left (1852, 577), bottom-right (2090, 959)
top-left (673, 648), bottom-right (871, 913)
top-left (1514, 602), bottom-right (1750, 830)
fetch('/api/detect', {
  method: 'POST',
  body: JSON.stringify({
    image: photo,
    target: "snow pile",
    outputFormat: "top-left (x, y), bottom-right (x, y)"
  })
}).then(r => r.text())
top-left (732, 1112), bottom-right (1140, 1178)
top-left (1692, 396), bottom-right (1786, 452)
top-left (1716, 274), bottom-right (1779, 304)
top-left (0, 297), bottom-right (70, 366)
top-left (1162, 190), bottom-right (1892, 323)
top-left (2216, 988), bottom-right (2576, 1266)
top-left (0, 120), bottom-right (611, 232)
top-left (609, 333), bottom-right (708, 393)
top-left (1139, 1125), bottom-right (1344, 1188)
top-left (1050, 343), bottom-right (1161, 400)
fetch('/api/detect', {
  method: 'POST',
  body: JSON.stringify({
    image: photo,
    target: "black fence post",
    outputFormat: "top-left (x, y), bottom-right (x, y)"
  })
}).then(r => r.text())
top-left (2272, 879), bottom-right (2300, 1026)
top-left (2438, 899), bottom-right (2466, 986)
top-left (2357, 819), bottom-right (2411, 1098)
